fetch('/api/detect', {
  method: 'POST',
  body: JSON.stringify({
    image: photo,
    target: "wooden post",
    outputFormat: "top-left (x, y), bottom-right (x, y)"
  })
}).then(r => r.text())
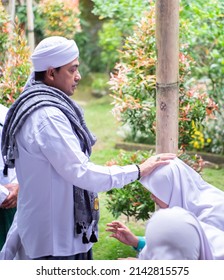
top-left (26, 0), bottom-right (35, 52)
top-left (155, 0), bottom-right (179, 154)
top-left (10, 0), bottom-right (16, 21)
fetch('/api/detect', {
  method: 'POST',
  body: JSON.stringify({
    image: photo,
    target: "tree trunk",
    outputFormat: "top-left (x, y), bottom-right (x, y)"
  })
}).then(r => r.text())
top-left (155, 0), bottom-right (179, 154)
top-left (26, 0), bottom-right (35, 51)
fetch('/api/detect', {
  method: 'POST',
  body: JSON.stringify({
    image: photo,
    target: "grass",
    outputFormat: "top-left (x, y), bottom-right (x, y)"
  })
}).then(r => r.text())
top-left (201, 168), bottom-right (224, 191)
top-left (74, 87), bottom-right (224, 260)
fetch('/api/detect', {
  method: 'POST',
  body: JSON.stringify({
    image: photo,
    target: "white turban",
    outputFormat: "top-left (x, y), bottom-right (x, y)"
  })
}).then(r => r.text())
top-left (31, 36), bottom-right (79, 71)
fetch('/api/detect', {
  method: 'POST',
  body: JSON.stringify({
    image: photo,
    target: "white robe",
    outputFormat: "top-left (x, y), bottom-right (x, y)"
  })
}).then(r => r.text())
top-left (1, 37), bottom-right (139, 259)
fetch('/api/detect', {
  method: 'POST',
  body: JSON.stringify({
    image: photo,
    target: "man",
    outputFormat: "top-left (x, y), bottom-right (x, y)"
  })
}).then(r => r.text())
top-left (0, 104), bottom-right (19, 250)
top-left (1, 36), bottom-right (175, 260)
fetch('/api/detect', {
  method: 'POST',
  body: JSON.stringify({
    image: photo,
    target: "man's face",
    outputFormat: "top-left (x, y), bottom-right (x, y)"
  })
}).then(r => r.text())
top-left (50, 58), bottom-right (81, 96)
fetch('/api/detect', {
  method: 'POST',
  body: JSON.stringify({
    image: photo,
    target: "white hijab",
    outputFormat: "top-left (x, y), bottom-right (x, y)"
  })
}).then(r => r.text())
top-left (138, 207), bottom-right (213, 260)
top-left (140, 157), bottom-right (224, 259)
top-left (140, 157), bottom-right (224, 231)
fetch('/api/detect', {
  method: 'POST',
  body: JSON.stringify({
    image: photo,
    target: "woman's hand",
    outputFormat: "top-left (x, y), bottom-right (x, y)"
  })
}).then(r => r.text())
top-left (106, 221), bottom-right (139, 247)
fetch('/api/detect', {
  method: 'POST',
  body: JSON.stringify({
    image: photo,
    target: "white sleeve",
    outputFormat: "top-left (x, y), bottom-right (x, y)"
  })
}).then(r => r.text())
top-left (36, 113), bottom-right (138, 192)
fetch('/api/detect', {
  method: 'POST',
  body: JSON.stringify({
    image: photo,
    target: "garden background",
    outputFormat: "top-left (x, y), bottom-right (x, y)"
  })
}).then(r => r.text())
top-left (0, 0), bottom-right (224, 259)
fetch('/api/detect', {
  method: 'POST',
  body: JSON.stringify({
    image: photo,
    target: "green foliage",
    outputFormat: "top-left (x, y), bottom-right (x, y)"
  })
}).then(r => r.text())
top-left (0, 4), bottom-right (31, 106)
top-left (0, 3), bottom-right (9, 65)
top-left (90, 73), bottom-right (110, 97)
top-left (98, 20), bottom-right (122, 71)
top-left (92, 0), bottom-right (150, 72)
top-left (92, 0), bottom-right (223, 153)
top-left (92, 0), bottom-right (149, 32)
top-left (181, 0), bottom-right (224, 99)
top-left (108, 7), bottom-right (157, 143)
top-left (106, 150), bottom-right (155, 221)
top-left (204, 113), bottom-right (224, 154)
top-left (16, 4), bottom-right (45, 43)
top-left (108, 3), bottom-right (218, 151)
top-left (180, 0), bottom-right (224, 154)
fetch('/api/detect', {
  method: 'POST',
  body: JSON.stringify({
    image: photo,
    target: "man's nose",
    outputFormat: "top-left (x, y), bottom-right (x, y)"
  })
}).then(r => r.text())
top-left (75, 71), bottom-right (81, 80)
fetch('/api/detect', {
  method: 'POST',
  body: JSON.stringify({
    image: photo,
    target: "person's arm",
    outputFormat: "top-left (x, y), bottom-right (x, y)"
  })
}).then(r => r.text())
top-left (106, 221), bottom-right (145, 250)
top-left (35, 110), bottom-right (176, 193)
top-left (106, 221), bottom-right (146, 260)
top-left (133, 236), bottom-right (146, 252)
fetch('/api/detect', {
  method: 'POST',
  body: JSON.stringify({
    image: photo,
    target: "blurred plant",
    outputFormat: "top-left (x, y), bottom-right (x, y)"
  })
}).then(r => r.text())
top-left (109, 4), bottom-right (219, 151)
top-left (0, 4), bottom-right (31, 106)
top-left (92, 0), bottom-right (223, 153)
top-left (92, 0), bottom-right (149, 36)
top-left (98, 20), bottom-right (122, 72)
top-left (106, 150), bottom-right (155, 221)
top-left (203, 101), bottom-right (224, 154)
top-left (16, 3), bottom-right (45, 44)
top-left (91, 73), bottom-right (110, 97)
top-left (37, 0), bottom-right (81, 39)
top-left (189, 122), bottom-right (206, 150)
top-left (92, 0), bottom-right (150, 72)
top-left (179, 82), bottom-right (218, 151)
top-left (181, 0), bottom-right (224, 103)
top-left (180, 0), bottom-right (224, 154)
top-left (0, 2), bottom-right (10, 65)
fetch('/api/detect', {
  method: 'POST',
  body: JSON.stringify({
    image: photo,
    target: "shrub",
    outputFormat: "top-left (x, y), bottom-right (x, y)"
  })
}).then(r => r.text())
top-left (180, 0), bottom-right (224, 154)
top-left (92, 0), bottom-right (150, 72)
top-left (37, 0), bottom-right (81, 39)
top-left (108, 4), bottom-right (218, 151)
top-left (0, 4), bottom-right (31, 106)
top-left (0, 2), bottom-right (10, 65)
top-left (106, 150), bottom-right (155, 221)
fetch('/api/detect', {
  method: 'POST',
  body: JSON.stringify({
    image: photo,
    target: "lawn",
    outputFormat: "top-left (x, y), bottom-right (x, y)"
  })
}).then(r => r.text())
top-left (74, 88), bottom-right (224, 260)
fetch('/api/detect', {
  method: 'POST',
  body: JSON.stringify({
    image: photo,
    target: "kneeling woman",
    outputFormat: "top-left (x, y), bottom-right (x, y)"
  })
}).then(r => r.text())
top-left (107, 158), bottom-right (224, 260)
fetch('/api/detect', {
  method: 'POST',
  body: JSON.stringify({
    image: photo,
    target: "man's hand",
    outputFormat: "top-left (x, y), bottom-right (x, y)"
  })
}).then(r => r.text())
top-left (0, 183), bottom-right (19, 209)
top-left (139, 153), bottom-right (176, 178)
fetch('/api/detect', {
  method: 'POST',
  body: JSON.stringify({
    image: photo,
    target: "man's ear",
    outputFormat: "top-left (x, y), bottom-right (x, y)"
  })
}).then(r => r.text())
top-left (46, 68), bottom-right (55, 81)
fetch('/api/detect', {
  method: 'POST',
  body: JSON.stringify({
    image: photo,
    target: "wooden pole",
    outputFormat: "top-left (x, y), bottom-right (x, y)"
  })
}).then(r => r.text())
top-left (155, 0), bottom-right (179, 154)
top-left (10, 0), bottom-right (16, 21)
top-left (26, 0), bottom-right (35, 52)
